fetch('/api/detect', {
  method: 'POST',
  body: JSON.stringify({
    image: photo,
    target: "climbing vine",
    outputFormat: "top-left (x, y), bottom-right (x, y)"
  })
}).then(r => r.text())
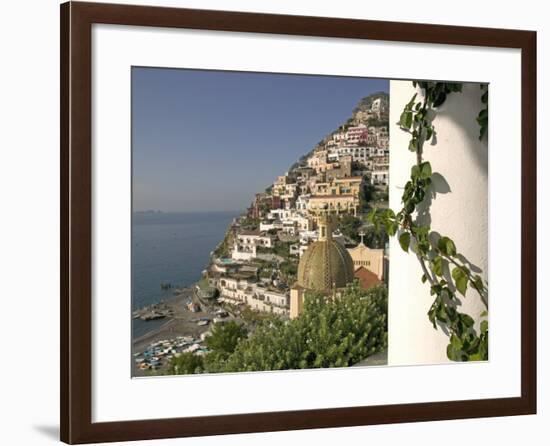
top-left (368, 81), bottom-right (489, 361)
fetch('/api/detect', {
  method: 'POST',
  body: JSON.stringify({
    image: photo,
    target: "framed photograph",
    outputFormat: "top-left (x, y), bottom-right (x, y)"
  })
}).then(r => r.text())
top-left (60, 1), bottom-right (537, 443)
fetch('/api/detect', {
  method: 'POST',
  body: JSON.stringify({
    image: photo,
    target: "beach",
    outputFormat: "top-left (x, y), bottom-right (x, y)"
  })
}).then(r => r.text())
top-left (132, 287), bottom-right (240, 376)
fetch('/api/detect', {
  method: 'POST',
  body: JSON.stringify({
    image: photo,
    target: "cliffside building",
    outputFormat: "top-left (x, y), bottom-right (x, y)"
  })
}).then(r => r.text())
top-left (347, 232), bottom-right (386, 287)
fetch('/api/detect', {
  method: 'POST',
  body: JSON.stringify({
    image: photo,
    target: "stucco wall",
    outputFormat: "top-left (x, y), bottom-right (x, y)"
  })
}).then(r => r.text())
top-left (388, 80), bottom-right (488, 365)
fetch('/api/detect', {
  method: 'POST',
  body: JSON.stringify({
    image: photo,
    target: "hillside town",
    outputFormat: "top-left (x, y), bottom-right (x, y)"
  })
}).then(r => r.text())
top-left (203, 92), bottom-right (390, 317)
top-left (133, 91), bottom-right (391, 374)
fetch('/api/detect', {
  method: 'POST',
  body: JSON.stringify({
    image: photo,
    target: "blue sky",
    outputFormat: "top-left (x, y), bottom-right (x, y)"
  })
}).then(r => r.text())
top-left (132, 67), bottom-right (388, 212)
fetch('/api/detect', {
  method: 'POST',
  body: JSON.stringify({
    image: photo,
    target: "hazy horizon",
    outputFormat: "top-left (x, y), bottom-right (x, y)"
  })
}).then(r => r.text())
top-left (132, 67), bottom-right (388, 213)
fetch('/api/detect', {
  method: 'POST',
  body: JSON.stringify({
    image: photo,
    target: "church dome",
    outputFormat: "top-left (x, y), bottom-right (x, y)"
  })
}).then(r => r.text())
top-left (296, 239), bottom-right (355, 292)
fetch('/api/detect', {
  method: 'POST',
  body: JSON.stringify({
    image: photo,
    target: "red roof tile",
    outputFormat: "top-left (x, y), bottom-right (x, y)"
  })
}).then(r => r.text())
top-left (354, 266), bottom-right (382, 290)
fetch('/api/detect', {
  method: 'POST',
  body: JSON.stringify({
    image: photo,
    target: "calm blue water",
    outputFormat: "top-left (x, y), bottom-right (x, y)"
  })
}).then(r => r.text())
top-left (132, 211), bottom-right (238, 338)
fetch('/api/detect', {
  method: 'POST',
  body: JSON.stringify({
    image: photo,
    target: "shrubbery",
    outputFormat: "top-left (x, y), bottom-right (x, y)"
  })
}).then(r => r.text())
top-left (222, 283), bottom-right (387, 372)
top-left (168, 352), bottom-right (204, 374)
top-left (205, 320), bottom-right (248, 355)
top-left (168, 321), bottom-right (248, 374)
top-left (167, 284), bottom-right (387, 375)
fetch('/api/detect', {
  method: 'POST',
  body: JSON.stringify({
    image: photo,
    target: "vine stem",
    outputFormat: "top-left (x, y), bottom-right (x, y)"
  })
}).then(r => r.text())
top-left (411, 96), bottom-right (437, 286)
top-left (439, 253), bottom-right (488, 308)
top-left (416, 96), bottom-right (429, 164)
top-left (416, 253), bottom-right (437, 286)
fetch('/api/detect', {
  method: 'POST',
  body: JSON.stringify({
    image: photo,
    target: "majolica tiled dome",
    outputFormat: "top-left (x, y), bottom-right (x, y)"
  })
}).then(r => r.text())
top-left (296, 239), bottom-right (355, 292)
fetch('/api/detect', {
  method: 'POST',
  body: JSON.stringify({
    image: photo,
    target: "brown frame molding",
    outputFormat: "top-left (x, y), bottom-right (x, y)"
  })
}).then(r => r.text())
top-left (60, 1), bottom-right (537, 443)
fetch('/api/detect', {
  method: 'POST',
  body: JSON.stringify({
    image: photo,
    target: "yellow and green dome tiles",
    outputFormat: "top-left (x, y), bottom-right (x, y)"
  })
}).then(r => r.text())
top-left (296, 239), bottom-right (354, 292)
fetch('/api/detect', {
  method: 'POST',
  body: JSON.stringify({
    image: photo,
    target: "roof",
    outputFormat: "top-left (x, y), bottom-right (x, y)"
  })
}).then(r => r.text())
top-left (354, 266), bottom-right (382, 290)
top-left (296, 239), bottom-right (355, 292)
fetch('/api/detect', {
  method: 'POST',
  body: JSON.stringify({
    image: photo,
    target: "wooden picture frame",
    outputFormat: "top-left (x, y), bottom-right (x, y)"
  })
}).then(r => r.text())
top-left (60, 1), bottom-right (537, 443)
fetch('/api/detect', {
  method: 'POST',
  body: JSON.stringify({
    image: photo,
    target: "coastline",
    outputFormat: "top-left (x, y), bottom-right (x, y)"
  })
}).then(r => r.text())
top-left (132, 289), bottom-right (193, 346)
top-left (133, 317), bottom-right (178, 347)
top-left (131, 284), bottom-right (236, 376)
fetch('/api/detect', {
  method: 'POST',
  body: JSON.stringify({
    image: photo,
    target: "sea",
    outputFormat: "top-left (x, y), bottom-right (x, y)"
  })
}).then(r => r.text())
top-left (132, 211), bottom-right (238, 338)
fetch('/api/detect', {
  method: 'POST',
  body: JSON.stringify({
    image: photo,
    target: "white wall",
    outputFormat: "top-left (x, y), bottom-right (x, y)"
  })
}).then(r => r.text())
top-left (1, 0), bottom-right (547, 445)
top-left (388, 81), bottom-right (488, 365)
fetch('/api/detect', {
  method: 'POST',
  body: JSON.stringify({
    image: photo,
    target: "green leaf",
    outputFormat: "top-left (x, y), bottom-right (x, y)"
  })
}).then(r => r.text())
top-left (446, 344), bottom-right (455, 360)
top-left (437, 236), bottom-right (457, 256)
top-left (400, 110), bottom-right (413, 129)
top-left (460, 313), bottom-right (475, 328)
top-left (431, 256), bottom-right (444, 277)
top-left (452, 267), bottom-right (468, 296)
top-left (420, 162), bottom-right (432, 179)
top-left (384, 208), bottom-right (396, 219)
top-left (405, 111), bottom-right (413, 128)
top-left (437, 304), bottom-right (448, 322)
top-left (421, 274), bottom-right (427, 283)
top-left (386, 220), bottom-right (397, 236)
top-left (480, 320), bottom-right (488, 334)
top-left (473, 275), bottom-right (484, 293)
top-left (399, 232), bottom-right (411, 252)
top-left (446, 343), bottom-right (462, 361)
top-left (450, 334), bottom-right (462, 350)
top-left (406, 93), bottom-right (417, 109)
